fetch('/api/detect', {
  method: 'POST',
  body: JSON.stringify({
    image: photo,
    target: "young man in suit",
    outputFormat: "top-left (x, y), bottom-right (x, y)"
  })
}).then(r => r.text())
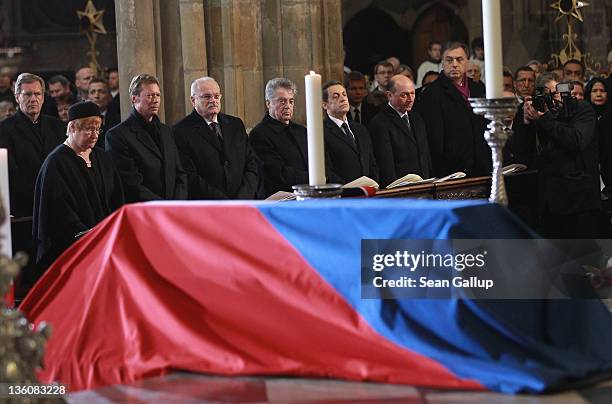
top-left (322, 80), bottom-right (378, 184)
top-left (345, 71), bottom-right (379, 127)
top-left (368, 75), bottom-right (432, 187)
top-left (105, 74), bottom-right (187, 202)
top-left (172, 77), bottom-right (258, 199)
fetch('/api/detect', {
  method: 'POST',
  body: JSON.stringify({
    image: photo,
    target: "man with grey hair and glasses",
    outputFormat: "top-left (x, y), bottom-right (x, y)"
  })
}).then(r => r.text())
top-left (173, 76), bottom-right (258, 199)
top-left (250, 78), bottom-right (340, 197)
top-left (105, 73), bottom-right (187, 202)
top-left (0, 72), bottom-right (65, 297)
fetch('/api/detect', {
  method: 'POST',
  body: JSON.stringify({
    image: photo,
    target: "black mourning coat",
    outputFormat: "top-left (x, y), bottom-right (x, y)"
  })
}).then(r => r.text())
top-left (32, 144), bottom-right (124, 277)
top-left (172, 110), bottom-right (258, 200)
top-left (415, 73), bottom-right (490, 177)
top-left (0, 110), bottom-right (65, 217)
top-left (250, 114), bottom-right (343, 197)
top-left (105, 109), bottom-right (188, 203)
top-left (368, 104), bottom-right (432, 187)
top-left (323, 115), bottom-right (378, 183)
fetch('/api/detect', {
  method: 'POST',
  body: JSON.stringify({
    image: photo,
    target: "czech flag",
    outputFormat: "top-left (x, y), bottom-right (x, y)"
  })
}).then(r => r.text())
top-left (20, 199), bottom-right (612, 392)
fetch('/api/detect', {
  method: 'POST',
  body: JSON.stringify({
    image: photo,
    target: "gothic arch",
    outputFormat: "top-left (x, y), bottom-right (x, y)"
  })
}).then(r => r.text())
top-left (410, 2), bottom-right (468, 68)
top-left (343, 7), bottom-right (406, 76)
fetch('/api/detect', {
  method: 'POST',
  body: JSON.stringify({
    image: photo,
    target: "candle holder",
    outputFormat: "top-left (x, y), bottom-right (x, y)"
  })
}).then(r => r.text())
top-left (292, 184), bottom-right (343, 201)
top-left (468, 97), bottom-right (520, 206)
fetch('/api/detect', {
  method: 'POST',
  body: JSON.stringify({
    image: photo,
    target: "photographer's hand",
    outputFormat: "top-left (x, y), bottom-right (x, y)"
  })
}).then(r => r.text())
top-left (524, 96), bottom-right (545, 123)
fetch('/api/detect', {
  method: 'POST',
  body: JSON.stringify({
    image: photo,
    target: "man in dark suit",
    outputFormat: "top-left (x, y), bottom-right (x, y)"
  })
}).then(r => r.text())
top-left (0, 72), bottom-right (65, 296)
top-left (173, 77), bottom-right (258, 199)
top-left (88, 78), bottom-right (120, 148)
top-left (250, 77), bottom-right (340, 197)
top-left (369, 75), bottom-right (432, 187)
top-left (345, 71), bottom-right (378, 127)
top-left (105, 73), bottom-right (187, 203)
top-left (416, 41), bottom-right (490, 177)
top-left (322, 80), bottom-right (378, 184)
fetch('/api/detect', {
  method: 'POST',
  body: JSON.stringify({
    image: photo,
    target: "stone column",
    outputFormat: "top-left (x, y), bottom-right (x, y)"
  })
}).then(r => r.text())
top-left (158, 0), bottom-right (208, 125)
top-left (205, 0), bottom-right (265, 131)
top-left (179, 0), bottom-right (208, 115)
top-left (261, 0), bottom-right (343, 125)
top-left (114, 0), bottom-right (160, 120)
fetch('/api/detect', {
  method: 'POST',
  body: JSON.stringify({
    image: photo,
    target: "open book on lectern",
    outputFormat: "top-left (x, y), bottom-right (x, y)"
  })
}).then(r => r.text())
top-left (385, 172), bottom-right (467, 189)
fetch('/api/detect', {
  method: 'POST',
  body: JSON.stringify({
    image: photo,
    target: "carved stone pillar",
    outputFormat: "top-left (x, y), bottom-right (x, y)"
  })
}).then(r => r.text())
top-left (261, 0), bottom-right (343, 125)
top-left (116, 0), bottom-right (343, 128)
top-left (205, 0), bottom-right (265, 130)
top-left (114, 0), bottom-right (160, 120)
top-left (158, 0), bottom-right (208, 125)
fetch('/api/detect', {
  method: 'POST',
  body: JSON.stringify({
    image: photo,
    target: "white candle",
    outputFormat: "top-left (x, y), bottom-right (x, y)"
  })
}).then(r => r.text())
top-left (482, 0), bottom-right (504, 98)
top-left (304, 71), bottom-right (326, 186)
top-left (0, 149), bottom-right (12, 257)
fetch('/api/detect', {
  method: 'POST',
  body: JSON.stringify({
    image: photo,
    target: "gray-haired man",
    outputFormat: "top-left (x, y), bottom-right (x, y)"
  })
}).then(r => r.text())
top-left (250, 77), bottom-right (341, 197)
top-left (172, 76), bottom-right (258, 199)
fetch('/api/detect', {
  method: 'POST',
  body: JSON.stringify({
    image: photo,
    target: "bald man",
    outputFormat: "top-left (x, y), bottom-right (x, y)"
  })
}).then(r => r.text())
top-left (368, 75), bottom-right (431, 187)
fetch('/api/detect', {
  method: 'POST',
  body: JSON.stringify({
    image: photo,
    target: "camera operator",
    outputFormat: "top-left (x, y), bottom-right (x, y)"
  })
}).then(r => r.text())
top-left (515, 73), bottom-right (601, 238)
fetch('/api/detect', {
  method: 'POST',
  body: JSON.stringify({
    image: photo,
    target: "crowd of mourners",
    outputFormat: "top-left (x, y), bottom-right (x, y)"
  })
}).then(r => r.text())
top-left (1, 36), bottom-right (611, 297)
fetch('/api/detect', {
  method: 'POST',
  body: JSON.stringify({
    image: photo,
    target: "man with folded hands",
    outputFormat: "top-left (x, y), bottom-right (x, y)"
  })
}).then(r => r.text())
top-left (368, 75), bottom-right (432, 187)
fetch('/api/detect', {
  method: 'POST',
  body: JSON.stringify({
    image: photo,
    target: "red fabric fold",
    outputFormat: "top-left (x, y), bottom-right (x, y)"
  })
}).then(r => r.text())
top-left (21, 202), bottom-right (483, 392)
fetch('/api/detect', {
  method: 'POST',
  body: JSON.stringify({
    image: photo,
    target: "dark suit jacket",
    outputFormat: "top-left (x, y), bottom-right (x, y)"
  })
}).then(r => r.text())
top-left (105, 109), bottom-right (188, 202)
top-left (95, 108), bottom-right (121, 149)
top-left (250, 114), bottom-right (342, 197)
top-left (369, 104), bottom-right (432, 187)
top-left (324, 115), bottom-right (378, 183)
top-left (505, 105), bottom-right (538, 169)
top-left (416, 73), bottom-right (490, 177)
top-left (0, 110), bottom-right (65, 217)
top-left (349, 101), bottom-right (379, 127)
top-left (172, 110), bottom-right (258, 199)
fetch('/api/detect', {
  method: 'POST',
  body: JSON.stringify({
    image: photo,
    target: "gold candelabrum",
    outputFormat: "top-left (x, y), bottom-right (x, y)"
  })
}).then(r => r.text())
top-left (0, 198), bottom-right (52, 396)
top-left (548, 0), bottom-right (601, 76)
top-left (77, 0), bottom-right (107, 76)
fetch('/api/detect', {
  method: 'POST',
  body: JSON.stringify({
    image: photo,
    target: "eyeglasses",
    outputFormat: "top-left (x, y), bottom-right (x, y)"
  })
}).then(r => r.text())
top-left (195, 93), bottom-right (222, 101)
top-left (19, 91), bottom-right (43, 99)
top-left (78, 127), bottom-right (101, 135)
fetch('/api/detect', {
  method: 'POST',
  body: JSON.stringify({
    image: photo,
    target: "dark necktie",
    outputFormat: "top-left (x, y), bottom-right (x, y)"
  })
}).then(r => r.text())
top-left (341, 122), bottom-right (356, 147)
top-left (209, 122), bottom-right (223, 146)
top-left (353, 108), bottom-right (361, 123)
top-left (402, 114), bottom-right (412, 132)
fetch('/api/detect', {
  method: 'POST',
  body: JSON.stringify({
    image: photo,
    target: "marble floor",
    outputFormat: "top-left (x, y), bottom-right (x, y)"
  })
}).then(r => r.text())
top-left (66, 372), bottom-right (612, 404)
